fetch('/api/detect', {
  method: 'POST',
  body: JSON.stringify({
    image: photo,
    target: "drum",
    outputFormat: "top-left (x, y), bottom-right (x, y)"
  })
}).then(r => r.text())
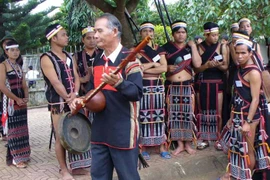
top-left (58, 112), bottom-right (91, 154)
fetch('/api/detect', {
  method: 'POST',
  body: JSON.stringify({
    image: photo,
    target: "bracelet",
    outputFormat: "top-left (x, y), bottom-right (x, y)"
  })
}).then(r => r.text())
top-left (246, 118), bottom-right (253, 124)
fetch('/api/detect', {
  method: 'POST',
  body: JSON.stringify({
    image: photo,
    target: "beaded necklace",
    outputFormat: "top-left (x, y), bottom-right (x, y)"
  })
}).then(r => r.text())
top-left (7, 59), bottom-right (23, 79)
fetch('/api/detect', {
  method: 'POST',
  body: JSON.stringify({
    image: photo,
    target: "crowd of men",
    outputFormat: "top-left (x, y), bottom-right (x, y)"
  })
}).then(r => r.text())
top-left (0, 12), bottom-right (270, 180)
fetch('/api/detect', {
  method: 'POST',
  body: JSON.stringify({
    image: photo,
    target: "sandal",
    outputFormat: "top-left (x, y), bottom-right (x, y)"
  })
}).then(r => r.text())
top-left (215, 141), bottom-right (223, 151)
top-left (141, 151), bottom-right (150, 160)
top-left (197, 142), bottom-right (209, 150)
top-left (160, 151), bottom-right (171, 159)
top-left (12, 160), bottom-right (27, 168)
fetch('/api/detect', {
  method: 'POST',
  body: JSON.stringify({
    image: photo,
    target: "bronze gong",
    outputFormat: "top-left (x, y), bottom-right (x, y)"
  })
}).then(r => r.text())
top-left (58, 112), bottom-right (91, 154)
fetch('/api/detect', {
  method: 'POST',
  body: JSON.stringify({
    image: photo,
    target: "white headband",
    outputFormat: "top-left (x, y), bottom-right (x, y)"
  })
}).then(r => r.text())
top-left (140, 23), bottom-right (155, 31)
top-left (46, 25), bottom-right (63, 40)
top-left (204, 27), bottom-right (219, 34)
top-left (235, 39), bottom-right (253, 49)
top-left (82, 26), bottom-right (94, 35)
top-left (6, 44), bottom-right (19, 49)
top-left (238, 18), bottom-right (251, 25)
top-left (172, 22), bottom-right (187, 30)
top-left (231, 23), bottom-right (239, 29)
top-left (232, 33), bottom-right (249, 40)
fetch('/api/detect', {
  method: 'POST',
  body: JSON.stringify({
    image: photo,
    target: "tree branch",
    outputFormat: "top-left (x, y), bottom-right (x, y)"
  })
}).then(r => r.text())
top-left (126, 0), bottom-right (140, 13)
top-left (84, 0), bottom-right (114, 13)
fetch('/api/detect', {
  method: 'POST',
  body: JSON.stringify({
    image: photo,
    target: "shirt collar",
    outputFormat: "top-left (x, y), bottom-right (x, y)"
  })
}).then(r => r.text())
top-left (100, 43), bottom-right (122, 63)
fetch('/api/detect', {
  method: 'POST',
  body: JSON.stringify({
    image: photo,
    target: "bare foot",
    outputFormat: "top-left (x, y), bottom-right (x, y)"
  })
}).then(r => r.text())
top-left (2, 136), bottom-right (7, 141)
top-left (185, 142), bottom-right (196, 155)
top-left (219, 172), bottom-right (230, 180)
top-left (60, 169), bottom-right (75, 180)
top-left (185, 145), bottom-right (196, 155)
top-left (172, 146), bottom-right (185, 155)
top-left (25, 159), bottom-right (31, 164)
top-left (71, 168), bottom-right (89, 175)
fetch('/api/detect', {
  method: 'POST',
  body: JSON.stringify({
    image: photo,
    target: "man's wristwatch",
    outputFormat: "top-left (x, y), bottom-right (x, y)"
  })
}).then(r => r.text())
top-left (75, 92), bottom-right (79, 97)
top-left (246, 118), bottom-right (253, 124)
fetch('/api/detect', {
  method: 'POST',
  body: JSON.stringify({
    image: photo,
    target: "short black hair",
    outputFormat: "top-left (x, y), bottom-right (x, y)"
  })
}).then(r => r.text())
top-left (235, 30), bottom-right (249, 36)
top-left (203, 22), bottom-right (219, 31)
top-left (28, 65), bottom-right (33, 70)
top-left (221, 34), bottom-right (229, 41)
top-left (194, 35), bottom-right (203, 41)
top-left (0, 35), bottom-right (15, 49)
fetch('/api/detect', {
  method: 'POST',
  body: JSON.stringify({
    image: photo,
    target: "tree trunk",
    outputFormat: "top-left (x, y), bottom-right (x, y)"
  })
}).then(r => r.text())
top-left (0, 3), bottom-right (6, 40)
top-left (84, 0), bottom-right (140, 48)
top-left (113, 10), bottom-right (135, 48)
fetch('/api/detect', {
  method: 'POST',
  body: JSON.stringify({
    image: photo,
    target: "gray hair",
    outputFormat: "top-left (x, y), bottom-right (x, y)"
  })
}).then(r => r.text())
top-left (97, 13), bottom-right (122, 39)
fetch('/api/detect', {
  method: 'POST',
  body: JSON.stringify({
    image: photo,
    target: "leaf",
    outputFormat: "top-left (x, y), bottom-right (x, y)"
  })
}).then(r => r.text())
top-left (245, 0), bottom-right (251, 5)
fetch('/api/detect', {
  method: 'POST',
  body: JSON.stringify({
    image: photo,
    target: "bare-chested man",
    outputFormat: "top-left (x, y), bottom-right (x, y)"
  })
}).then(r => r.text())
top-left (162, 20), bottom-right (201, 155)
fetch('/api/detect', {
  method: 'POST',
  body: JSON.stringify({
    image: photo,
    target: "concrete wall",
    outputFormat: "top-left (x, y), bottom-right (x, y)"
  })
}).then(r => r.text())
top-left (22, 54), bottom-right (47, 107)
top-left (27, 78), bottom-right (47, 107)
top-left (260, 43), bottom-right (270, 66)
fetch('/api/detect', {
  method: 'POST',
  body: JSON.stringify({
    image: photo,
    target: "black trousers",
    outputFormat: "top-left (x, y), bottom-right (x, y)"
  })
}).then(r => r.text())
top-left (91, 143), bottom-right (140, 180)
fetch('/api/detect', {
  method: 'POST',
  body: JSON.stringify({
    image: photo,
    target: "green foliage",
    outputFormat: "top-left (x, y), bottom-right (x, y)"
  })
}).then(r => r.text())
top-left (127, 1), bottom-right (186, 45)
top-left (131, 0), bottom-right (270, 44)
top-left (131, 0), bottom-right (152, 23)
top-left (0, 0), bottom-right (62, 53)
top-left (2, 0), bottom-right (270, 53)
top-left (61, 0), bottom-right (100, 45)
top-left (154, 25), bottom-right (172, 45)
top-left (131, 1), bottom-right (182, 27)
top-left (12, 23), bottom-right (31, 51)
top-left (173, 0), bottom-right (270, 42)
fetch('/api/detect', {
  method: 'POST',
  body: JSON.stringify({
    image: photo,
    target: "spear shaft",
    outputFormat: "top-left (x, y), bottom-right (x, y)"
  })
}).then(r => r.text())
top-left (125, 9), bottom-right (138, 44)
top-left (154, 0), bottom-right (170, 42)
top-left (161, 0), bottom-right (172, 26)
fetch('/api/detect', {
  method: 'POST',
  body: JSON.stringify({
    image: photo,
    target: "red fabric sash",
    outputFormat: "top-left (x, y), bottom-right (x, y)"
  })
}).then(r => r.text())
top-left (93, 66), bottom-right (122, 91)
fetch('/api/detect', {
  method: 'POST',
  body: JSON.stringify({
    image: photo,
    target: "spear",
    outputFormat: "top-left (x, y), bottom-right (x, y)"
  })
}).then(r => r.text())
top-left (161, 0), bottom-right (172, 26)
top-left (125, 8), bottom-right (139, 32)
top-left (124, 8), bottom-right (139, 44)
top-left (154, 0), bottom-right (170, 42)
